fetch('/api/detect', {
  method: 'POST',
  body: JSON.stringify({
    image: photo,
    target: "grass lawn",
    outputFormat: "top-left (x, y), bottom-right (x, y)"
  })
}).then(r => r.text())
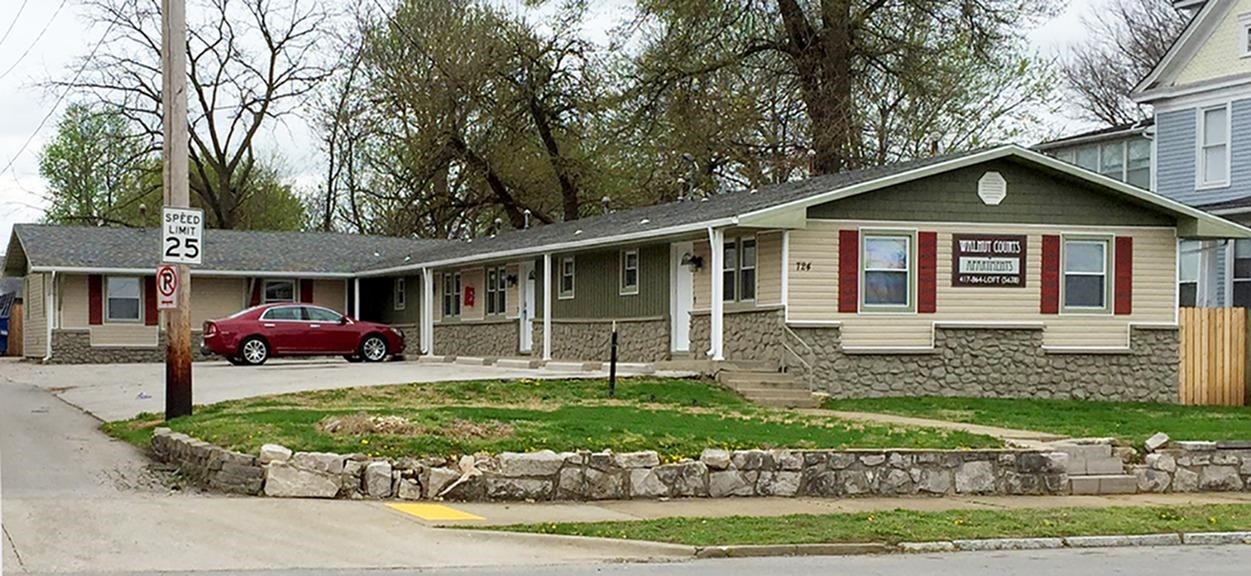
top-left (102, 377), bottom-right (999, 459)
top-left (825, 396), bottom-right (1251, 445)
top-left (491, 504), bottom-right (1251, 546)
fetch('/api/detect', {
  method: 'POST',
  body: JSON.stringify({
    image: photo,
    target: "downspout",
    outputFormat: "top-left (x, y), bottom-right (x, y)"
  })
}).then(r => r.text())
top-left (43, 271), bottom-right (56, 363)
top-left (707, 226), bottom-right (725, 361)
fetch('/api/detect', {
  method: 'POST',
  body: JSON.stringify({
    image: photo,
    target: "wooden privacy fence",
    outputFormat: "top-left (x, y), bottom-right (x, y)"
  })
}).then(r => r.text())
top-left (1178, 307), bottom-right (1247, 406)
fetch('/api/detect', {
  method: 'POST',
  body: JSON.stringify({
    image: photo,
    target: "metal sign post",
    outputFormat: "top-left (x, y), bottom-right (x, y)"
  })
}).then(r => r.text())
top-left (162, 0), bottom-right (193, 420)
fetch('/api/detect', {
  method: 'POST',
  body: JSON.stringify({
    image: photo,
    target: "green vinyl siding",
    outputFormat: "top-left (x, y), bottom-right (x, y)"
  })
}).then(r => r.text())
top-left (536, 245), bottom-right (670, 319)
top-left (807, 159), bottom-right (1176, 227)
top-left (358, 275), bottom-right (420, 324)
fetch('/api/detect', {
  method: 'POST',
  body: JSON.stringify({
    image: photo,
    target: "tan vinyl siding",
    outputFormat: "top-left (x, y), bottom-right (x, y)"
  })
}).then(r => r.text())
top-left (787, 220), bottom-right (1176, 349)
top-left (692, 229), bottom-right (783, 311)
top-left (756, 231), bottom-right (783, 306)
top-left (90, 325), bottom-right (159, 347)
top-left (24, 273), bottom-right (46, 358)
top-left (60, 274), bottom-right (89, 328)
top-left (312, 279), bottom-right (347, 314)
top-left (192, 277), bottom-right (247, 325)
top-left (506, 263), bottom-right (520, 318)
top-left (1175, 0), bottom-right (1251, 86)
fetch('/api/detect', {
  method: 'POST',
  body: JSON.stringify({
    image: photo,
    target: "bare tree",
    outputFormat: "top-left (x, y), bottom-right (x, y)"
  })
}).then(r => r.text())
top-left (1062, 0), bottom-right (1191, 126)
top-left (60, 0), bottom-right (332, 229)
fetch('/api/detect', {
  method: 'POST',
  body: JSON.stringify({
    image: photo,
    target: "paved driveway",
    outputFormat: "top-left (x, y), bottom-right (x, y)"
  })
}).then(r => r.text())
top-left (2, 358), bottom-right (659, 422)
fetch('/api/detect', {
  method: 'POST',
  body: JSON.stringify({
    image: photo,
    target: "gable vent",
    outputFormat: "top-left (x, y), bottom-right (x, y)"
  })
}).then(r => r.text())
top-left (978, 172), bottom-right (1007, 206)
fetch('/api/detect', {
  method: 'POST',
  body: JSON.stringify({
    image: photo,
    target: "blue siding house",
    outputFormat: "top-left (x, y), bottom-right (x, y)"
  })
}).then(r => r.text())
top-left (1133, 0), bottom-right (1251, 308)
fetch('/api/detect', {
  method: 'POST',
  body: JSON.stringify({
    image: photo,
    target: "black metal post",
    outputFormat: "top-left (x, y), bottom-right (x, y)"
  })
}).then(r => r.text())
top-left (609, 321), bottom-right (618, 398)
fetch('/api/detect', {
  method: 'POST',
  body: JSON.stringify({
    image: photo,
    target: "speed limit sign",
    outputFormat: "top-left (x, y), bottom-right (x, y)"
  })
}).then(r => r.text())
top-left (162, 207), bottom-right (203, 265)
top-left (156, 265), bottom-right (179, 310)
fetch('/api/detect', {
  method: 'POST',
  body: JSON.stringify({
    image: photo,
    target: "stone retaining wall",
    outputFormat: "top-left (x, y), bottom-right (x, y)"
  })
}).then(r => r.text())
top-left (49, 329), bottom-right (214, 364)
top-left (433, 321), bottom-right (518, 357)
top-left (1131, 442), bottom-right (1251, 493)
top-left (533, 318), bottom-right (669, 362)
top-left (690, 308), bottom-right (785, 365)
top-left (151, 430), bottom-right (1068, 501)
top-left (151, 428), bottom-right (265, 494)
top-left (789, 326), bottom-right (1178, 403)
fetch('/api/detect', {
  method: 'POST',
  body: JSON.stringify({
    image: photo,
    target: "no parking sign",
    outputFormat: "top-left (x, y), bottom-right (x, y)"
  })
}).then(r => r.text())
top-left (157, 265), bottom-right (179, 310)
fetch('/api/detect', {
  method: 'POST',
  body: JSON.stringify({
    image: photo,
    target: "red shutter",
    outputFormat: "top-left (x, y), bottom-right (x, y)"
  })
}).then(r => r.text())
top-left (838, 229), bottom-right (859, 313)
top-left (1041, 235), bottom-right (1060, 314)
top-left (88, 274), bottom-right (103, 325)
top-left (300, 279), bottom-right (314, 303)
top-left (918, 231), bottom-right (937, 313)
top-left (1114, 236), bottom-right (1133, 315)
top-left (249, 279), bottom-right (262, 306)
top-left (144, 276), bottom-right (158, 326)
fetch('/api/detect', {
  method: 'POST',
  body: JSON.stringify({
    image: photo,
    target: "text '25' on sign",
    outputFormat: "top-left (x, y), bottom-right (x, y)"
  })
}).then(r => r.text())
top-left (162, 207), bottom-right (204, 265)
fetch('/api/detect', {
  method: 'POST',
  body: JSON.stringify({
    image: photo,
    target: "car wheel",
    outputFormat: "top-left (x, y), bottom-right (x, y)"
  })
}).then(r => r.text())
top-left (239, 337), bottom-right (269, 366)
top-left (343, 355), bottom-right (364, 363)
top-left (360, 335), bottom-right (388, 363)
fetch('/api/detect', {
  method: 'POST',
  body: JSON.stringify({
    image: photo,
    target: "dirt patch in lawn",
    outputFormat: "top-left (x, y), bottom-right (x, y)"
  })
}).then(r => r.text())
top-left (317, 412), bottom-right (516, 440)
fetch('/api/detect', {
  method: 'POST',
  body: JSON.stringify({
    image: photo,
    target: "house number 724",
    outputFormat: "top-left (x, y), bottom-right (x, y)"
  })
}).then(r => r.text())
top-left (794, 261), bottom-right (812, 272)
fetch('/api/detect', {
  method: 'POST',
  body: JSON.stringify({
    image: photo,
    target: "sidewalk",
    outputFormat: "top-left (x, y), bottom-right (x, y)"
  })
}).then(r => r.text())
top-left (413, 492), bottom-right (1251, 527)
top-left (800, 409), bottom-right (1069, 447)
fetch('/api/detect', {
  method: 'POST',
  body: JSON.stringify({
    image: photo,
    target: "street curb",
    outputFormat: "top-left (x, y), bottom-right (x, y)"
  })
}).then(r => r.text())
top-left (451, 529), bottom-right (696, 559)
top-left (898, 532), bottom-right (1251, 555)
top-left (694, 543), bottom-right (892, 559)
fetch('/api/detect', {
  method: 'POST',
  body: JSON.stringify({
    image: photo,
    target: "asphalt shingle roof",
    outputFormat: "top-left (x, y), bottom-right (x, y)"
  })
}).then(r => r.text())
top-left (8, 225), bottom-right (448, 275)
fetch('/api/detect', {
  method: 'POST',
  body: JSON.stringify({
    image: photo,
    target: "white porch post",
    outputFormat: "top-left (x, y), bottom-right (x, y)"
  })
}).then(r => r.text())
top-left (543, 253), bottom-right (552, 361)
top-left (708, 227), bottom-right (725, 361)
top-left (353, 277), bottom-right (361, 318)
top-left (422, 268), bottom-right (434, 355)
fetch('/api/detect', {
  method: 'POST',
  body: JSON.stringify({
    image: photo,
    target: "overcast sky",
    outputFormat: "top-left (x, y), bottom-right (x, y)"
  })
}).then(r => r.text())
top-left (0, 0), bottom-right (1105, 246)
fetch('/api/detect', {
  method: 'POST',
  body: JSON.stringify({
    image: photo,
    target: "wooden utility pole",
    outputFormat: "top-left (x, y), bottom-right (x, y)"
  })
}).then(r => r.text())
top-left (162, 0), bottom-right (192, 419)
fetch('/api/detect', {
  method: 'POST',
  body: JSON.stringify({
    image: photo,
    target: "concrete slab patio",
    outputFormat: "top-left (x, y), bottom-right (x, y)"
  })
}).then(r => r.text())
top-left (1, 357), bottom-right (682, 421)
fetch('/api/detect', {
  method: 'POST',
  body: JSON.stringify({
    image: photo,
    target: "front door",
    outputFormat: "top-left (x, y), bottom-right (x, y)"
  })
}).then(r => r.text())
top-left (671, 241), bottom-right (694, 353)
top-left (518, 261), bottom-right (535, 353)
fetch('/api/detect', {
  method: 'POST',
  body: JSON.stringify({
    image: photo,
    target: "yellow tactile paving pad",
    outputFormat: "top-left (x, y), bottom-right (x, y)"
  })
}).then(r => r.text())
top-left (386, 502), bottom-right (485, 521)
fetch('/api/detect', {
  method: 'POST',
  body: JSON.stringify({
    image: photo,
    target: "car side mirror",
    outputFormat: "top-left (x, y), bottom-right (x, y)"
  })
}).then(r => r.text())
top-left (339, 316), bottom-right (349, 325)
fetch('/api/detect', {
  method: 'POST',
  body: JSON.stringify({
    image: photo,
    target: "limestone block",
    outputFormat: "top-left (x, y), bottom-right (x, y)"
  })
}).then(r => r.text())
top-left (264, 462), bottom-right (341, 498)
top-left (1134, 467), bottom-right (1171, 493)
top-left (486, 477), bottom-right (553, 500)
top-left (709, 470), bottom-right (756, 497)
top-left (655, 462), bottom-right (709, 497)
top-left (365, 461), bottom-right (394, 498)
top-left (291, 452), bottom-right (346, 475)
top-left (860, 454), bottom-right (887, 467)
top-left (1146, 453), bottom-right (1177, 473)
top-left (1173, 468), bottom-right (1199, 492)
top-left (556, 467), bottom-right (585, 499)
top-left (1199, 466), bottom-right (1244, 491)
top-left (1145, 432), bottom-right (1170, 452)
top-left (423, 467), bottom-right (461, 498)
top-left (955, 461), bottom-right (996, 494)
top-left (917, 469), bottom-right (953, 494)
top-left (259, 444), bottom-right (293, 465)
top-left (629, 469), bottom-right (667, 498)
top-left (770, 450), bottom-right (804, 471)
top-left (586, 468), bottom-right (627, 500)
top-left (731, 450), bottom-right (773, 471)
top-left (758, 471), bottom-right (800, 497)
top-left (701, 449), bottom-right (732, 470)
top-left (396, 478), bottom-right (422, 500)
top-left (499, 451), bottom-right (565, 477)
top-left (613, 451), bottom-right (661, 469)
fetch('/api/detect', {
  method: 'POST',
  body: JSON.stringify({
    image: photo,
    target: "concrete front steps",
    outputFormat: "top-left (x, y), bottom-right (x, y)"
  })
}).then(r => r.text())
top-left (1051, 440), bottom-right (1137, 495)
top-left (716, 369), bottom-right (819, 409)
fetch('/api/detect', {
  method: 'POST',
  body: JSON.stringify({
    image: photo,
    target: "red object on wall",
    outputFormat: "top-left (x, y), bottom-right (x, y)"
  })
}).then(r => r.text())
top-left (1114, 236), bottom-right (1133, 315)
top-left (249, 279), bottom-right (262, 306)
top-left (88, 274), bottom-right (103, 325)
top-left (299, 280), bottom-right (314, 303)
top-left (144, 276), bottom-right (158, 326)
top-left (1040, 235), bottom-right (1060, 314)
top-left (838, 229), bottom-right (859, 313)
top-left (463, 285), bottom-right (475, 307)
top-left (918, 231), bottom-right (937, 313)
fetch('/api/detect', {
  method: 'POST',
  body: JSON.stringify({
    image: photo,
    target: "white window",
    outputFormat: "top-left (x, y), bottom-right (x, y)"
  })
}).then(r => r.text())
top-left (1099, 141), bottom-right (1124, 180)
top-left (1127, 139), bottom-right (1151, 189)
top-left (862, 234), bottom-right (911, 308)
top-left (739, 238), bottom-right (757, 301)
top-left (722, 240), bottom-right (737, 302)
top-left (1075, 146), bottom-right (1099, 172)
top-left (559, 257), bottom-right (575, 299)
top-left (442, 273), bottom-right (461, 318)
top-left (1063, 239), bottom-right (1109, 311)
top-left (1240, 13), bottom-right (1251, 57)
top-left (720, 236), bottom-right (758, 303)
top-left (1179, 240), bottom-right (1201, 308)
top-left (1199, 104), bottom-right (1230, 187)
top-left (1234, 240), bottom-right (1251, 309)
top-left (620, 249), bottom-right (639, 295)
top-left (263, 279), bottom-right (295, 303)
top-left (393, 278), bottom-right (406, 311)
top-left (486, 266), bottom-right (507, 315)
top-left (106, 276), bottom-right (141, 322)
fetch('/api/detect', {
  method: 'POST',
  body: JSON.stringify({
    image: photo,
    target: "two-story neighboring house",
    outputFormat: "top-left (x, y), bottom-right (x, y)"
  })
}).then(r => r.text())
top-left (1036, 120), bottom-right (1154, 190)
top-left (1133, 0), bottom-right (1251, 308)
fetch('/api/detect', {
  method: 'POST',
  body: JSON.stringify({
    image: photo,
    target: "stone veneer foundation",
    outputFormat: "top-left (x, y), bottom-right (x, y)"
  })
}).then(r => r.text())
top-left (788, 325), bottom-right (1179, 403)
top-left (533, 318), bottom-right (670, 362)
top-left (47, 329), bottom-right (214, 364)
top-left (689, 307), bottom-right (786, 364)
top-left (432, 320), bottom-right (519, 357)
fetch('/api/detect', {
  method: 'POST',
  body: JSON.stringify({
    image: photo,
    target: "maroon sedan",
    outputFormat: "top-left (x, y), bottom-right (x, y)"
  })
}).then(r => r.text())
top-left (202, 303), bottom-right (405, 365)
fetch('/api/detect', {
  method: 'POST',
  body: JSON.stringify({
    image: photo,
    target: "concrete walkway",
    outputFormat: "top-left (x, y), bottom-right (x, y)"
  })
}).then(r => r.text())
top-left (799, 409), bottom-right (1069, 446)
top-left (429, 492), bottom-right (1251, 527)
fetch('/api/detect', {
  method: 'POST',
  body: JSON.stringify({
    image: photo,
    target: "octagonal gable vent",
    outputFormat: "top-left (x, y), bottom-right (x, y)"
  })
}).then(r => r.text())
top-left (978, 171), bottom-right (1007, 206)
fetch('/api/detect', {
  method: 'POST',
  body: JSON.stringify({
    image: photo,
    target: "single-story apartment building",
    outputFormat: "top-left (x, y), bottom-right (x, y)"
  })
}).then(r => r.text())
top-left (6, 145), bottom-right (1250, 401)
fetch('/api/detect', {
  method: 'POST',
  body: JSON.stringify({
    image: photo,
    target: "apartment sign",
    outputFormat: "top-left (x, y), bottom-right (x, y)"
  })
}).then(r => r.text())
top-left (952, 234), bottom-right (1026, 287)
